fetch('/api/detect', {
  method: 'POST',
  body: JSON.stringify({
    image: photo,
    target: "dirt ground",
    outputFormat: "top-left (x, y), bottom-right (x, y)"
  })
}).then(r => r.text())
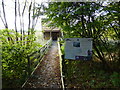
top-left (23, 41), bottom-right (62, 88)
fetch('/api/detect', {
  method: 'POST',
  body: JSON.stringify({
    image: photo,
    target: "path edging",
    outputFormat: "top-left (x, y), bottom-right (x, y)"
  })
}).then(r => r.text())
top-left (57, 41), bottom-right (65, 90)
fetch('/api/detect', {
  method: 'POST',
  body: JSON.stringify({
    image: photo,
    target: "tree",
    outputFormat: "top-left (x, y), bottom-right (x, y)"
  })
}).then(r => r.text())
top-left (40, 2), bottom-right (120, 70)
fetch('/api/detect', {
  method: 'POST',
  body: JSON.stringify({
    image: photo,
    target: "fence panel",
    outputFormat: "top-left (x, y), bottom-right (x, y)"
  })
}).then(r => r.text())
top-left (27, 38), bottom-right (52, 75)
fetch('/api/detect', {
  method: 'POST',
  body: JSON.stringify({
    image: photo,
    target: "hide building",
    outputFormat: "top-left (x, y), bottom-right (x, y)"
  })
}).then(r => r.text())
top-left (42, 27), bottom-right (62, 40)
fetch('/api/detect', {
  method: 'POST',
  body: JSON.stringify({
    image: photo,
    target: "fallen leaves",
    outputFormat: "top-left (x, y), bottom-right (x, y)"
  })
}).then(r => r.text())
top-left (23, 42), bottom-right (62, 88)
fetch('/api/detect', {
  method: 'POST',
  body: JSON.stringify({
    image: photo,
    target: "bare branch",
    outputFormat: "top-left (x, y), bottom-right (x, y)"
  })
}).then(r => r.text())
top-left (2, 0), bottom-right (8, 28)
top-left (0, 10), bottom-right (6, 27)
top-left (22, 0), bottom-right (27, 16)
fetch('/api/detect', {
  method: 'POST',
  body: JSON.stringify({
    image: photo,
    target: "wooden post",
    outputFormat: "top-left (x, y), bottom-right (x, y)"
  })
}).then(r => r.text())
top-left (27, 56), bottom-right (31, 75)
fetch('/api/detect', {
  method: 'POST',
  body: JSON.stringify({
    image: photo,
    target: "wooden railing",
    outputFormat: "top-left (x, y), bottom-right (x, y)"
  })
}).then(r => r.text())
top-left (27, 38), bottom-right (52, 75)
top-left (22, 38), bottom-right (52, 88)
top-left (57, 38), bottom-right (65, 89)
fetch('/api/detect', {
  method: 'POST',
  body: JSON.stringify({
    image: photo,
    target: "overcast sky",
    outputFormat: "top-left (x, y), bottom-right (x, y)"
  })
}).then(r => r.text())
top-left (0, 0), bottom-right (118, 31)
top-left (0, 0), bottom-right (47, 31)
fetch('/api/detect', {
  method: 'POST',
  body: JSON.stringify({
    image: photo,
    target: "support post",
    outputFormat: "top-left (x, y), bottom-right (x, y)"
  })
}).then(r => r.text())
top-left (27, 56), bottom-right (31, 75)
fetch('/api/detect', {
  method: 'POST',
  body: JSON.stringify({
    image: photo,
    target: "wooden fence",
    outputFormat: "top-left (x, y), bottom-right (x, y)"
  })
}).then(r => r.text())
top-left (22, 38), bottom-right (52, 88)
top-left (27, 38), bottom-right (52, 75)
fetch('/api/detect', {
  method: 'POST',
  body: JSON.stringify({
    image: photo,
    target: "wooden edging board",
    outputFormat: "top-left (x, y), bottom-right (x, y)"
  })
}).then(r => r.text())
top-left (57, 41), bottom-right (65, 90)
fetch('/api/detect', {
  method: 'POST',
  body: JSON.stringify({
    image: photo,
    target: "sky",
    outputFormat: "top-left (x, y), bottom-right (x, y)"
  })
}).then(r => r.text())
top-left (0, 0), bottom-right (47, 31)
top-left (0, 0), bottom-right (119, 31)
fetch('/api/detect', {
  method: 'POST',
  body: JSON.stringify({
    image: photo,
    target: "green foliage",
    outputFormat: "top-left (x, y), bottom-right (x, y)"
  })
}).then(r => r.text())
top-left (38, 2), bottom-right (120, 88)
top-left (110, 72), bottom-right (120, 87)
top-left (1, 29), bottom-right (42, 87)
top-left (42, 2), bottom-right (120, 71)
top-left (62, 59), bottom-right (120, 88)
top-left (61, 45), bottom-right (65, 55)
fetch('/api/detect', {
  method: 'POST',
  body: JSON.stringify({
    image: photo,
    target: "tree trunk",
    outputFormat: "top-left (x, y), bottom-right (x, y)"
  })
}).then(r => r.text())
top-left (18, 0), bottom-right (23, 41)
top-left (93, 42), bottom-right (111, 71)
top-left (28, 2), bottom-right (32, 35)
top-left (22, 0), bottom-right (27, 44)
top-left (15, 0), bottom-right (18, 41)
top-left (2, 0), bottom-right (11, 41)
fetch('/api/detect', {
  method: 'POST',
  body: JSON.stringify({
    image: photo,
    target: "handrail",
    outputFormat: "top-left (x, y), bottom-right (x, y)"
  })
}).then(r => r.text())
top-left (27, 38), bottom-right (52, 75)
top-left (27, 39), bottom-right (52, 71)
top-left (22, 38), bottom-right (52, 88)
top-left (28, 38), bottom-right (52, 57)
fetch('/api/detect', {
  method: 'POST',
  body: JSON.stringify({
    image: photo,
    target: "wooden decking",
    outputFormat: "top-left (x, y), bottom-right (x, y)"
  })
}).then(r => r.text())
top-left (23, 41), bottom-right (62, 88)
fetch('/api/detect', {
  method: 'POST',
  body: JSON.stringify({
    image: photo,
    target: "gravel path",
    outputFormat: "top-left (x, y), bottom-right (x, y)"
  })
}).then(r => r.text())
top-left (23, 41), bottom-right (62, 88)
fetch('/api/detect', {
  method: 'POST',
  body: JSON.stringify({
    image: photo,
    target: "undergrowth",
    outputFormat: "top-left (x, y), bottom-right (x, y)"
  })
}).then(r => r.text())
top-left (1, 29), bottom-right (42, 88)
top-left (62, 59), bottom-right (120, 88)
top-left (60, 41), bottom-right (120, 88)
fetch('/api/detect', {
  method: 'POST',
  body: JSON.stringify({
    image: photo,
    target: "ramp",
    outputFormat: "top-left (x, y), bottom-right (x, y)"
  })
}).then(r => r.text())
top-left (23, 41), bottom-right (62, 88)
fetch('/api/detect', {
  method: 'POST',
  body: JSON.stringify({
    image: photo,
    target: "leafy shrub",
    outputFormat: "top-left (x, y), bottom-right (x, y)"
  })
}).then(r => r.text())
top-left (110, 72), bottom-right (120, 87)
top-left (1, 29), bottom-right (42, 87)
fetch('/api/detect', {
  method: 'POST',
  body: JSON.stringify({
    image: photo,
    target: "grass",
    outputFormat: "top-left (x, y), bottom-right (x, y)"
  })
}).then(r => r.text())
top-left (59, 41), bottom-right (120, 88)
top-left (62, 59), bottom-right (120, 88)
